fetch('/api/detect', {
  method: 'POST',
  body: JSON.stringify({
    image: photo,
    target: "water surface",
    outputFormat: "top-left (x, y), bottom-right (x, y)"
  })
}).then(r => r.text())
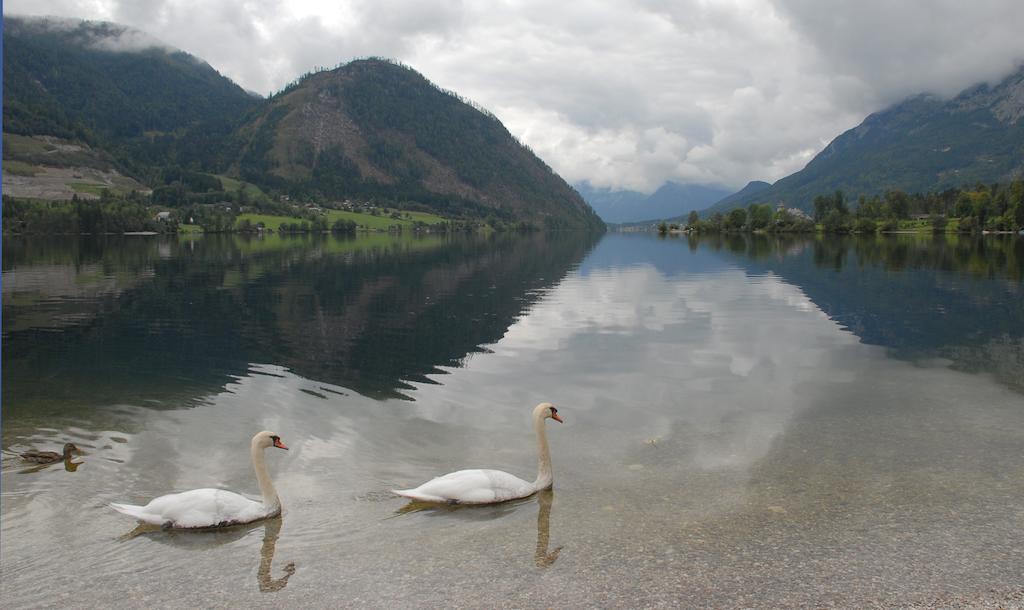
top-left (3, 232), bottom-right (1023, 607)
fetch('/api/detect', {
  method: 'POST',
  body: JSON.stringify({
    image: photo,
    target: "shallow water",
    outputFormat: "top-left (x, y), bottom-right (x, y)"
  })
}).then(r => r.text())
top-left (2, 232), bottom-right (1023, 608)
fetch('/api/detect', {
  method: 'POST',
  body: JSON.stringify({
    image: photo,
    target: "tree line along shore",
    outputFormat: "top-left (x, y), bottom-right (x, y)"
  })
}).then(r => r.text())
top-left (660, 180), bottom-right (1024, 235)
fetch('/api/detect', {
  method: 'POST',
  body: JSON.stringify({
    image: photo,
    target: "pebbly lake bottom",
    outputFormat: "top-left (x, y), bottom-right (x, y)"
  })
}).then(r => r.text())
top-left (2, 232), bottom-right (1023, 607)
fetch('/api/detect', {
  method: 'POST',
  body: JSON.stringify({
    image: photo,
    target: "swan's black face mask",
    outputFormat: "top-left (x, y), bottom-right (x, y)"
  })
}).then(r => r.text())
top-left (550, 407), bottom-right (564, 423)
top-left (271, 435), bottom-right (289, 450)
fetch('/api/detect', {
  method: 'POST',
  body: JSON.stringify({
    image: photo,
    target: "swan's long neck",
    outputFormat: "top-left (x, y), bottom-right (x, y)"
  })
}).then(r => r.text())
top-left (251, 441), bottom-right (281, 513)
top-left (533, 414), bottom-right (553, 491)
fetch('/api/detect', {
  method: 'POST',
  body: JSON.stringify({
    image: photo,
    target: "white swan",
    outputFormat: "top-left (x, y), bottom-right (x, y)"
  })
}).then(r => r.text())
top-left (393, 403), bottom-right (563, 504)
top-left (110, 431), bottom-right (288, 528)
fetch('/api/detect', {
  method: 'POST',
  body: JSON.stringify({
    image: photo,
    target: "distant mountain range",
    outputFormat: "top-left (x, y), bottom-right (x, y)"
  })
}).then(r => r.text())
top-left (2, 16), bottom-right (603, 230)
top-left (697, 181), bottom-right (770, 215)
top-left (703, 65), bottom-right (1024, 215)
top-left (576, 180), bottom-right (730, 224)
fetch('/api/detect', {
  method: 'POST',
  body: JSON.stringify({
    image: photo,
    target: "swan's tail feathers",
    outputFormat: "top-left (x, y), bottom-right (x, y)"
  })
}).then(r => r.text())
top-left (110, 502), bottom-right (159, 524)
top-left (391, 489), bottom-right (446, 503)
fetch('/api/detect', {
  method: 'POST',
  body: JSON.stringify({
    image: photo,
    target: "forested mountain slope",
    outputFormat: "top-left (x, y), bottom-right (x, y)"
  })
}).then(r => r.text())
top-left (232, 59), bottom-right (603, 229)
top-left (704, 66), bottom-right (1024, 215)
top-left (3, 16), bottom-right (259, 181)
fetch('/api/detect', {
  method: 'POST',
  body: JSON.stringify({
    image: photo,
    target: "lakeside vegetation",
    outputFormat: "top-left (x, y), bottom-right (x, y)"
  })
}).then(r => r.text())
top-left (2, 190), bottom-right (465, 236)
top-left (2, 157), bottom-right (538, 236)
top-left (3, 162), bottom-right (469, 236)
top-left (2, 191), bottom-right (172, 235)
top-left (10, 178), bottom-right (1023, 238)
top-left (659, 180), bottom-right (1024, 236)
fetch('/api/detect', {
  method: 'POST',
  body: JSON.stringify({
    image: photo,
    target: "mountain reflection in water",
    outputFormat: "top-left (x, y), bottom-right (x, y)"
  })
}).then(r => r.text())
top-left (662, 232), bottom-right (1024, 393)
top-left (2, 232), bottom-right (600, 414)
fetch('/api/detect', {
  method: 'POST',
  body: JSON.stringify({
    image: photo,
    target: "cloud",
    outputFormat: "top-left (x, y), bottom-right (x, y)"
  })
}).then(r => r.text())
top-left (775, 0), bottom-right (1024, 104)
top-left (89, 25), bottom-right (171, 53)
top-left (410, 252), bottom-right (850, 473)
top-left (4, 0), bottom-right (1024, 193)
top-left (12, 14), bottom-right (174, 53)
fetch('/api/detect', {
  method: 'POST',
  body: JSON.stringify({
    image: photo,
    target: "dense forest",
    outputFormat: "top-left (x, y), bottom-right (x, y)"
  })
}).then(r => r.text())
top-left (2, 192), bottom-right (172, 235)
top-left (2, 17), bottom-right (258, 183)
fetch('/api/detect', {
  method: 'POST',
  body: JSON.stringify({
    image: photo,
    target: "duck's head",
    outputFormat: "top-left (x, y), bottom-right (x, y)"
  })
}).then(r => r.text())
top-left (62, 443), bottom-right (80, 457)
top-left (535, 402), bottom-right (564, 423)
top-left (254, 431), bottom-right (289, 450)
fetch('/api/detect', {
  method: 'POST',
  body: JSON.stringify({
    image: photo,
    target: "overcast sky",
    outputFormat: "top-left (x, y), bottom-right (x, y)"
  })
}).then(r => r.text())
top-left (6, 1), bottom-right (1024, 193)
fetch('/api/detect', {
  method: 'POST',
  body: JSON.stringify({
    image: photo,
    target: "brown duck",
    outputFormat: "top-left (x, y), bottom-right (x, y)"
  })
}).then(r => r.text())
top-left (20, 443), bottom-right (79, 464)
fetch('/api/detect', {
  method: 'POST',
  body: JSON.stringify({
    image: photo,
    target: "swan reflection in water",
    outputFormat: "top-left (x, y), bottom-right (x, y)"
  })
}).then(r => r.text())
top-left (118, 516), bottom-right (296, 592)
top-left (534, 490), bottom-right (561, 567)
top-left (257, 517), bottom-right (295, 592)
top-left (396, 490), bottom-right (562, 568)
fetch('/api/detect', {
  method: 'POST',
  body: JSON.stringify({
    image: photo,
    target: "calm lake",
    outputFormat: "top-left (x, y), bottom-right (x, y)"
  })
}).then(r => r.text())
top-left (2, 231), bottom-right (1023, 608)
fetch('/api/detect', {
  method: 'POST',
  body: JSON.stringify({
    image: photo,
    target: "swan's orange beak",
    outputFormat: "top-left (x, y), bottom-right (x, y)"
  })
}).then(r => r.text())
top-left (273, 439), bottom-right (289, 450)
top-left (552, 413), bottom-right (564, 423)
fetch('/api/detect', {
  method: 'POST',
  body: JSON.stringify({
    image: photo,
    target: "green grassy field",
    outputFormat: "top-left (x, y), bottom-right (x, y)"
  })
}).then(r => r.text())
top-left (3, 133), bottom-right (54, 157)
top-left (3, 160), bottom-right (41, 176)
top-left (234, 213), bottom-right (300, 231)
top-left (324, 209), bottom-right (447, 230)
top-left (235, 209), bottom-right (448, 231)
top-left (210, 175), bottom-right (273, 205)
top-left (889, 218), bottom-right (961, 232)
top-left (69, 182), bottom-right (108, 196)
top-left (806, 218), bottom-right (963, 233)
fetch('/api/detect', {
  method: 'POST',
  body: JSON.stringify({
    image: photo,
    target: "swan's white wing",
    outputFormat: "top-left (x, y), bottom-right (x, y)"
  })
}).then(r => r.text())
top-left (393, 469), bottom-right (534, 504)
top-left (112, 488), bottom-right (271, 528)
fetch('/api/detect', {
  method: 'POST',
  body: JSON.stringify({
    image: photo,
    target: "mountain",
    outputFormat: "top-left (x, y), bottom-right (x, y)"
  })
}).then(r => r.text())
top-left (4, 20), bottom-right (600, 230)
top-left (576, 180), bottom-right (730, 223)
top-left (2, 16), bottom-right (259, 180)
top-left (231, 58), bottom-right (604, 230)
top-left (574, 181), bottom-right (648, 222)
top-left (642, 182), bottom-right (732, 221)
top-left (704, 65), bottom-right (1024, 215)
top-left (638, 180), bottom-right (771, 226)
top-left (698, 181), bottom-right (771, 216)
